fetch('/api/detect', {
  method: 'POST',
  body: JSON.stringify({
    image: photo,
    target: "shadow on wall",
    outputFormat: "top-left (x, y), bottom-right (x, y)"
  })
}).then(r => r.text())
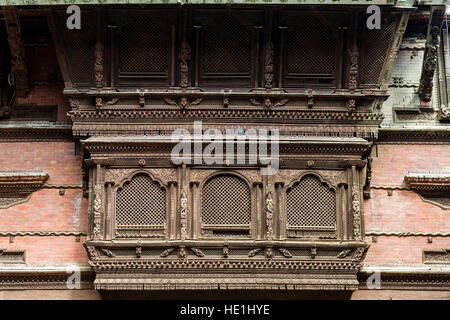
top-left (100, 290), bottom-right (353, 300)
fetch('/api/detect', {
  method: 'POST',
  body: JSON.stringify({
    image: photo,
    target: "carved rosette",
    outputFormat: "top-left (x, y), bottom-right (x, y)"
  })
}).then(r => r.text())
top-left (265, 191), bottom-right (274, 240)
top-left (352, 190), bottom-right (361, 241)
top-left (92, 185), bottom-right (103, 240)
top-left (180, 188), bottom-right (188, 240)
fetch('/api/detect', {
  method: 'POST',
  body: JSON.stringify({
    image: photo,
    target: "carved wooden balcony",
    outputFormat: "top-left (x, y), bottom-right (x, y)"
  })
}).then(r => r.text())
top-left (82, 136), bottom-right (370, 290)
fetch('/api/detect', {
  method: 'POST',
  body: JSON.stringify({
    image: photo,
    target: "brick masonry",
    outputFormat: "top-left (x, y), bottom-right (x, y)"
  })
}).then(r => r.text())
top-left (0, 142), bottom-right (88, 266)
top-left (364, 143), bottom-right (450, 265)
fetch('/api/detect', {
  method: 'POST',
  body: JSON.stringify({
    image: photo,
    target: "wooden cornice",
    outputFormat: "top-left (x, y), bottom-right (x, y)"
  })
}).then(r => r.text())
top-left (405, 172), bottom-right (450, 193)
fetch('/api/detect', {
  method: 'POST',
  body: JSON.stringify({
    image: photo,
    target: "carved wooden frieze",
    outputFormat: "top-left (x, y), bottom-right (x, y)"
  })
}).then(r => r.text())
top-left (0, 249), bottom-right (25, 264)
top-left (275, 169), bottom-right (346, 188)
top-left (105, 168), bottom-right (176, 186)
top-left (423, 249), bottom-right (450, 264)
top-left (104, 169), bottom-right (134, 185)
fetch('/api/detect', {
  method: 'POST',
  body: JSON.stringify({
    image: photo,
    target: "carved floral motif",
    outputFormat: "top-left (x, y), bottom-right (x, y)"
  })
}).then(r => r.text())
top-left (265, 191), bottom-right (274, 240)
top-left (348, 45), bottom-right (359, 92)
top-left (180, 189), bottom-right (188, 240)
top-left (264, 42), bottom-right (274, 89)
top-left (179, 40), bottom-right (191, 88)
top-left (94, 42), bottom-right (104, 88)
top-left (352, 190), bottom-right (361, 241)
top-left (93, 185), bottom-right (102, 240)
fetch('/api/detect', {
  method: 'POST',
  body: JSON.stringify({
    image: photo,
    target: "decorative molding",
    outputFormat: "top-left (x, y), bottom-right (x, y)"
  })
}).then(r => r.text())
top-left (365, 231), bottom-right (450, 237)
top-left (69, 108), bottom-right (385, 122)
top-left (41, 184), bottom-right (83, 189)
top-left (394, 107), bottom-right (436, 121)
top-left (0, 270), bottom-right (95, 290)
top-left (0, 125), bottom-right (74, 142)
top-left (357, 271), bottom-right (450, 291)
top-left (0, 231), bottom-right (87, 237)
top-left (370, 185), bottom-right (411, 190)
top-left (377, 129), bottom-right (450, 145)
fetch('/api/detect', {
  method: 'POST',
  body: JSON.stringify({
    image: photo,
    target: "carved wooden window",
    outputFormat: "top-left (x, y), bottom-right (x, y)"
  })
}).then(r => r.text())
top-left (110, 10), bottom-right (176, 86)
top-left (359, 13), bottom-right (399, 87)
top-left (201, 174), bottom-right (252, 237)
top-left (115, 173), bottom-right (167, 233)
top-left (286, 175), bottom-right (336, 237)
top-left (193, 10), bottom-right (262, 87)
top-left (277, 11), bottom-right (346, 88)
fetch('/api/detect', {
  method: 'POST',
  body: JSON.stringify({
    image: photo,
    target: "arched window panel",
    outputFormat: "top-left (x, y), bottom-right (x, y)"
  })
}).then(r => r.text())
top-left (201, 174), bottom-right (252, 237)
top-left (115, 173), bottom-right (167, 232)
top-left (286, 175), bottom-right (337, 238)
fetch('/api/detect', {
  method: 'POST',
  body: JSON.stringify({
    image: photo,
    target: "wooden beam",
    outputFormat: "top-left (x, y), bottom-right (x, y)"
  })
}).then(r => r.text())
top-left (2, 6), bottom-right (29, 98)
top-left (418, 6), bottom-right (445, 103)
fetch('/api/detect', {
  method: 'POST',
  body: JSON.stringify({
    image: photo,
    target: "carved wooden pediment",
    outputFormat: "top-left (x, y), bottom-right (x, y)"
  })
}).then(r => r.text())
top-left (0, 171), bottom-right (49, 209)
top-left (405, 172), bottom-right (450, 210)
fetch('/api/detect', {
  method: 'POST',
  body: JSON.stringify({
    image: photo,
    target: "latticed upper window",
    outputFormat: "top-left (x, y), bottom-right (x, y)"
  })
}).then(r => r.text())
top-left (286, 175), bottom-right (336, 231)
top-left (118, 15), bottom-right (169, 75)
top-left (115, 174), bottom-right (166, 229)
top-left (201, 174), bottom-right (251, 236)
top-left (57, 10), bottom-right (95, 86)
top-left (202, 15), bottom-right (252, 75)
top-left (360, 14), bottom-right (398, 86)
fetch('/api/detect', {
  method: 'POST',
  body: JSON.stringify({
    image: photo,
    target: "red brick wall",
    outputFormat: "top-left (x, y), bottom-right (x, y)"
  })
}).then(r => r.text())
top-left (0, 142), bottom-right (88, 266)
top-left (363, 143), bottom-right (450, 265)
